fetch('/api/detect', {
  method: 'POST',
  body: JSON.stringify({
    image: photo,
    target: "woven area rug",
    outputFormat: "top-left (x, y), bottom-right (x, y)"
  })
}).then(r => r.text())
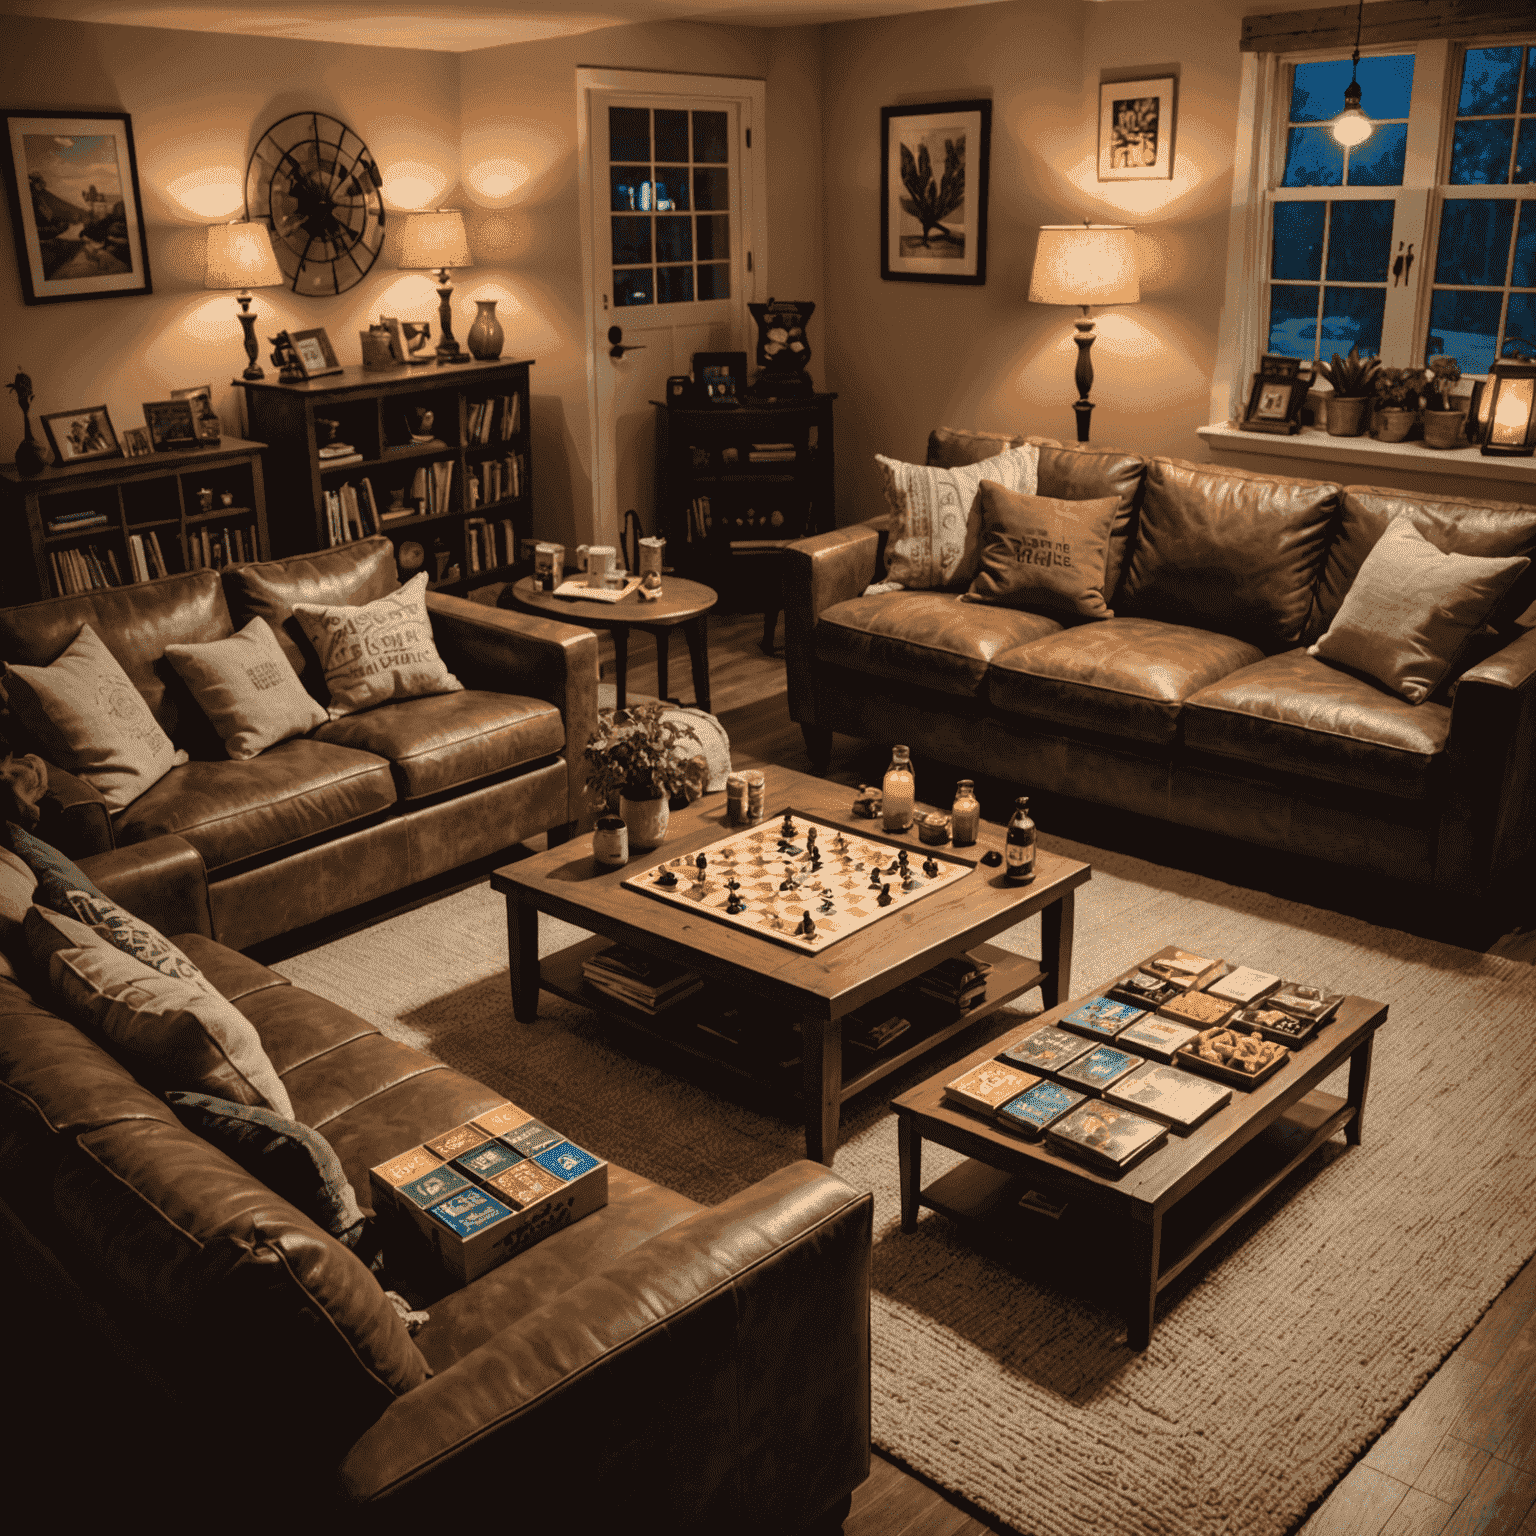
top-left (274, 834), bottom-right (1536, 1536)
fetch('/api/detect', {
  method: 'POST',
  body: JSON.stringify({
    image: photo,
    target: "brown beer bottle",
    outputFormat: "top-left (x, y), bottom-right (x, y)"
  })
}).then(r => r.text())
top-left (1004, 796), bottom-right (1036, 885)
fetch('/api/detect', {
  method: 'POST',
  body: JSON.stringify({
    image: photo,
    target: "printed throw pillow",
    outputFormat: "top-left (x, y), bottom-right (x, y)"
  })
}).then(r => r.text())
top-left (55, 887), bottom-right (218, 996)
top-left (875, 442), bottom-right (1040, 592)
top-left (963, 483), bottom-right (1121, 621)
top-left (1309, 517), bottom-right (1531, 704)
top-left (291, 572), bottom-right (463, 721)
top-left (2, 623), bottom-right (188, 811)
top-left (166, 1091), bottom-right (367, 1248)
top-left (164, 615), bottom-right (327, 760)
top-left (7, 823), bottom-right (108, 911)
top-left (0, 847), bottom-right (36, 970)
top-left (25, 905), bottom-right (294, 1118)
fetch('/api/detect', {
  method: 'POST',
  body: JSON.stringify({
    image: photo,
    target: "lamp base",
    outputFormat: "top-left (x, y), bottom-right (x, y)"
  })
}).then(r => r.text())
top-left (1071, 317), bottom-right (1097, 444)
top-left (434, 275), bottom-right (471, 364)
top-left (236, 295), bottom-right (264, 381)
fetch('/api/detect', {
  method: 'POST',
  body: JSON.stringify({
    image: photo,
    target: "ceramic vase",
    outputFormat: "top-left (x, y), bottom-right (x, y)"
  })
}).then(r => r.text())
top-left (1325, 396), bottom-right (1371, 437)
top-left (14, 410), bottom-right (46, 475)
top-left (619, 791), bottom-right (669, 850)
top-left (466, 300), bottom-right (504, 361)
top-left (1422, 410), bottom-right (1467, 449)
top-left (1375, 408), bottom-right (1417, 442)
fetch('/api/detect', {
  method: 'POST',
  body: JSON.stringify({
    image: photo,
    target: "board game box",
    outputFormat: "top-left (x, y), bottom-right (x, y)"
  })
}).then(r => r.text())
top-left (997, 1024), bottom-right (1094, 1076)
top-left (1057, 1044), bottom-right (1140, 1095)
top-left (1105, 1061), bottom-right (1232, 1132)
top-left (1116, 1014), bottom-right (1201, 1062)
top-left (943, 1061), bottom-right (1040, 1117)
top-left (1045, 1100), bottom-right (1168, 1173)
top-left (1206, 965), bottom-right (1281, 1004)
top-left (623, 809), bottom-right (973, 953)
top-left (1060, 995), bottom-right (1147, 1041)
top-left (996, 1079), bottom-right (1086, 1139)
top-left (1141, 945), bottom-right (1225, 992)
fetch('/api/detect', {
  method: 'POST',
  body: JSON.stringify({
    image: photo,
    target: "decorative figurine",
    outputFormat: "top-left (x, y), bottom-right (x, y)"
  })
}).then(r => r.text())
top-left (798, 911), bottom-right (816, 938)
top-left (7, 371), bottom-right (47, 476)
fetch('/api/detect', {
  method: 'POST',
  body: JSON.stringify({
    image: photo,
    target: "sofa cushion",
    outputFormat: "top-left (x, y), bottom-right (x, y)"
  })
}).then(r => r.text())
top-left (9, 824), bottom-right (107, 909)
top-left (816, 591), bottom-right (1063, 697)
top-left (1183, 649), bottom-right (1451, 800)
top-left (1118, 458), bottom-right (1339, 649)
top-left (925, 425), bottom-right (1028, 468)
top-left (988, 617), bottom-right (1264, 745)
top-left (965, 483), bottom-right (1120, 620)
top-left (1034, 443), bottom-right (1148, 604)
top-left (113, 737), bottom-right (397, 872)
top-left (0, 847), bottom-right (35, 956)
top-left (314, 689), bottom-right (563, 802)
top-left (53, 888), bottom-right (215, 994)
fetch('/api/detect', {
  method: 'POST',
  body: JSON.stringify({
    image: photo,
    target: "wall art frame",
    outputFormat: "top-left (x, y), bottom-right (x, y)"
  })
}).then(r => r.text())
top-left (0, 108), bottom-right (152, 304)
top-left (880, 99), bottom-right (991, 285)
top-left (1098, 76), bottom-right (1177, 182)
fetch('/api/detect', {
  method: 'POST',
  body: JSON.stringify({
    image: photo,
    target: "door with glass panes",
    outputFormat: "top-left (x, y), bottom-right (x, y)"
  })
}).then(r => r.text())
top-left (585, 79), bottom-right (759, 551)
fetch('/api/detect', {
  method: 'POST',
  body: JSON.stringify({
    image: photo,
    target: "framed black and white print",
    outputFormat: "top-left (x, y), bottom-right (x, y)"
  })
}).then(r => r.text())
top-left (881, 99), bottom-right (991, 285)
top-left (0, 110), bottom-right (152, 303)
top-left (1098, 77), bottom-right (1176, 181)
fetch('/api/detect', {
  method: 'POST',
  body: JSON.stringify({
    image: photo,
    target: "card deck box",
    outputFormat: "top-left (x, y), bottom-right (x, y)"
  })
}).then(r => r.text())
top-left (996, 1080), bottom-right (1086, 1139)
top-left (430, 1187), bottom-right (517, 1239)
top-left (425, 1123), bottom-right (490, 1161)
top-left (1056, 1044), bottom-right (1139, 1095)
top-left (942, 1061), bottom-right (1040, 1117)
top-left (397, 1165), bottom-right (471, 1210)
top-left (472, 1101), bottom-right (536, 1138)
top-left (454, 1140), bottom-right (524, 1182)
top-left (488, 1161), bottom-right (565, 1207)
top-left (533, 1142), bottom-right (602, 1181)
top-left (503, 1119), bottom-right (564, 1157)
top-left (1116, 1015), bottom-right (1201, 1062)
top-left (1105, 1061), bottom-right (1232, 1132)
top-left (997, 1025), bottom-right (1093, 1076)
top-left (1060, 996), bottom-right (1146, 1041)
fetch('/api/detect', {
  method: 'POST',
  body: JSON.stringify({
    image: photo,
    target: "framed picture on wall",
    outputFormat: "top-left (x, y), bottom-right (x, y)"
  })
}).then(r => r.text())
top-left (0, 109), bottom-right (152, 304)
top-left (1098, 77), bottom-right (1177, 181)
top-left (880, 99), bottom-right (991, 285)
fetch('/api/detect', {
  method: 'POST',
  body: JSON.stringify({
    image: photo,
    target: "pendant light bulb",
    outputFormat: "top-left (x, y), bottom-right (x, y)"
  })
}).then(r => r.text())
top-left (1332, 0), bottom-right (1373, 147)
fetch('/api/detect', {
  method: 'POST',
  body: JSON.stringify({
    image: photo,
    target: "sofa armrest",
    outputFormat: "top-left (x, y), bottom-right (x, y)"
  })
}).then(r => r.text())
top-left (783, 521), bottom-right (884, 726)
top-left (339, 1161), bottom-right (871, 1530)
top-left (426, 592), bottom-right (600, 832)
top-left (36, 764), bottom-right (113, 857)
top-left (80, 835), bottom-right (213, 939)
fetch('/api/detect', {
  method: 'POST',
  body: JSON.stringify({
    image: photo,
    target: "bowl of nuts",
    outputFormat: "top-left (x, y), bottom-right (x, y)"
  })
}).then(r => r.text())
top-left (1174, 1026), bottom-right (1289, 1089)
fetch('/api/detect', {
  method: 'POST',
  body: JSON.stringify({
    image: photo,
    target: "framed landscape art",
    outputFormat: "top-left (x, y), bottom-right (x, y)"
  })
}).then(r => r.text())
top-left (1098, 77), bottom-right (1177, 181)
top-left (0, 109), bottom-right (152, 304)
top-left (881, 99), bottom-right (991, 285)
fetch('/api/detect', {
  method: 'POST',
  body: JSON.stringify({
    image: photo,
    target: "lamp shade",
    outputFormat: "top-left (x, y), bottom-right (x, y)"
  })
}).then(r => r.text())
top-left (398, 208), bottom-right (472, 270)
top-left (1028, 224), bottom-right (1139, 307)
top-left (204, 221), bottom-right (284, 290)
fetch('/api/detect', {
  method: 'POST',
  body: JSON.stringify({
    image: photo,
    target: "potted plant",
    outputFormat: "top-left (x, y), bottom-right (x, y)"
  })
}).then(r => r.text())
top-left (1421, 355), bottom-right (1466, 448)
top-left (1371, 366), bottom-right (1421, 442)
top-left (584, 702), bottom-right (704, 849)
top-left (1315, 345), bottom-right (1381, 436)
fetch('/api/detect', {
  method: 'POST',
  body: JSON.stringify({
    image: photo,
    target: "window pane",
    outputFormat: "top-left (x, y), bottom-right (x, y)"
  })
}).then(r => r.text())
top-left (694, 167), bottom-right (729, 210)
top-left (1268, 284), bottom-right (1320, 355)
top-left (697, 262), bottom-right (730, 301)
top-left (1426, 288), bottom-right (1502, 371)
top-left (696, 212), bottom-right (730, 262)
top-left (1283, 127), bottom-right (1343, 187)
top-left (654, 109), bottom-right (689, 163)
top-left (1518, 120), bottom-right (1535, 185)
top-left (651, 173), bottom-right (689, 211)
top-left (1451, 118), bottom-right (1515, 184)
top-left (611, 216), bottom-right (651, 266)
top-left (613, 269), bottom-right (652, 307)
top-left (1507, 293), bottom-right (1536, 358)
top-left (1458, 47), bottom-right (1522, 117)
top-left (1514, 202), bottom-right (1536, 288)
top-left (1357, 55), bottom-right (1416, 119)
top-left (1321, 286), bottom-right (1386, 355)
top-left (1290, 56), bottom-right (1414, 123)
top-left (609, 106), bottom-right (650, 163)
top-left (692, 110), bottom-right (729, 163)
top-left (1435, 199), bottom-right (1516, 285)
top-left (657, 265), bottom-right (694, 304)
top-left (1525, 47), bottom-right (1536, 113)
top-left (610, 168), bottom-right (649, 212)
top-left (1328, 201), bottom-right (1395, 281)
top-left (656, 215), bottom-right (692, 263)
top-left (1348, 123), bottom-right (1408, 186)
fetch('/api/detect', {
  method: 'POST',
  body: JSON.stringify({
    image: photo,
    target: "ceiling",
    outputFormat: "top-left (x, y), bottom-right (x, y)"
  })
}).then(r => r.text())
top-left (2, 0), bottom-right (1026, 52)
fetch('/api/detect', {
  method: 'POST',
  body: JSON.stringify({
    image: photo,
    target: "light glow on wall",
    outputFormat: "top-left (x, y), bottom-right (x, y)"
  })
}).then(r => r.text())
top-left (462, 120), bottom-right (566, 207)
top-left (380, 161), bottom-right (449, 210)
top-left (165, 167), bottom-right (245, 220)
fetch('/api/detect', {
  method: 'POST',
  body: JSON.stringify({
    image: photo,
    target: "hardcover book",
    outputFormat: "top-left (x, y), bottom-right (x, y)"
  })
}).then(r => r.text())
top-left (397, 1165), bottom-right (471, 1209)
top-left (373, 1146), bottom-right (444, 1188)
top-left (996, 1080), bottom-right (1087, 1138)
top-left (502, 1119), bottom-right (565, 1157)
top-left (473, 1102), bottom-right (535, 1138)
top-left (425, 1123), bottom-right (489, 1161)
top-left (1117, 1014), bottom-right (1202, 1062)
top-left (1057, 1044), bottom-right (1140, 1094)
top-left (1106, 971), bottom-right (1182, 1011)
top-left (1158, 990), bottom-right (1238, 1029)
top-left (532, 1142), bottom-right (602, 1182)
top-left (430, 1187), bottom-right (516, 1238)
top-left (454, 1140), bottom-right (524, 1181)
top-left (1140, 946), bottom-right (1224, 992)
top-left (1046, 1101), bottom-right (1168, 1172)
top-left (1060, 996), bottom-right (1147, 1040)
top-left (1268, 983), bottom-right (1344, 1022)
top-left (943, 1061), bottom-right (1041, 1117)
top-left (486, 1161), bottom-right (564, 1209)
top-left (1205, 965), bottom-right (1281, 1004)
top-left (1105, 1061), bottom-right (1232, 1132)
top-left (997, 1025), bottom-right (1094, 1075)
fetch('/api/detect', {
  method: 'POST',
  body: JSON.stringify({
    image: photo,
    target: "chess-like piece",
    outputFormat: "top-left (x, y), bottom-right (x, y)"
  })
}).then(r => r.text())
top-left (901, 875), bottom-right (916, 892)
top-left (877, 883), bottom-right (893, 907)
top-left (805, 827), bottom-right (817, 850)
top-left (797, 910), bottom-right (816, 938)
top-left (886, 858), bottom-right (901, 875)
top-left (898, 848), bottom-right (909, 869)
top-left (726, 893), bottom-right (745, 914)
top-left (780, 874), bottom-right (800, 891)
top-left (833, 833), bottom-right (847, 851)
top-left (696, 853), bottom-right (708, 876)
top-left (868, 871), bottom-right (883, 889)
top-left (725, 878), bottom-right (741, 891)
top-left (820, 897), bottom-right (835, 914)
top-left (923, 855), bottom-right (940, 878)
top-left (657, 869), bottom-right (678, 887)
top-left (781, 812), bottom-right (795, 837)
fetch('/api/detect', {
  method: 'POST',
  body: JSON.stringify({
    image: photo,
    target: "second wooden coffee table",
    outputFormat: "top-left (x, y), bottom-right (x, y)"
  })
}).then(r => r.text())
top-left (491, 765), bottom-right (1090, 1163)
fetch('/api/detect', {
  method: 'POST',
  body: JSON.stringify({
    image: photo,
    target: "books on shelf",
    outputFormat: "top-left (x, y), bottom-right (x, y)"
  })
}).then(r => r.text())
top-left (468, 452), bottom-right (524, 509)
top-left (45, 509), bottom-right (108, 534)
top-left (581, 944), bottom-right (703, 1015)
top-left (748, 441), bottom-right (796, 463)
top-left (50, 542), bottom-right (123, 595)
top-left (843, 1001), bottom-right (911, 1056)
top-left (317, 440), bottom-right (358, 459)
top-left (464, 516), bottom-right (519, 574)
top-left (910, 952), bottom-right (992, 1011)
top-left (467, 393), bottom-right (521, 445)
top-left (686, 496), bottom-right (712, 541)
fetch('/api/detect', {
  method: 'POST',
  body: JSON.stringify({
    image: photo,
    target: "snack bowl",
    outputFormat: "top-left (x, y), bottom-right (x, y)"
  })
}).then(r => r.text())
top-left (1173, 1026), bottom-right (1289, 1090)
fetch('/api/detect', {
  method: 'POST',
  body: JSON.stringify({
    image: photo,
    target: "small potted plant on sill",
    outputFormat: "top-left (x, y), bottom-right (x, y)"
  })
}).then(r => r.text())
top-left (1421, 355), bottom-right (1467, 449)
top-left (1371, 366), bottom-right (1421, 442)
top-left (1315, 345), bottom-right (1381, 437)
top-left (584, 701), bottom-right (705, 850)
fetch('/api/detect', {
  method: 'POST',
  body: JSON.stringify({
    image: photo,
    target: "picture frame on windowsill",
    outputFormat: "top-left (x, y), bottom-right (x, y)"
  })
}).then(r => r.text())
top-left (1240, 356), bottom-right (1312, 435)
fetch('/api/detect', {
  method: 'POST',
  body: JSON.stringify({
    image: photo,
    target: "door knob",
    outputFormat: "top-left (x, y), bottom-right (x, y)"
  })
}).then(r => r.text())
top-left (607, 324), bottom-right (647, 359)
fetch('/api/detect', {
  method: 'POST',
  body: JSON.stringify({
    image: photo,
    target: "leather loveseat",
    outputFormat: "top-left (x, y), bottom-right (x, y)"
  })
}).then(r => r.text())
top-left (786, 430), bottom-right (1536, 896)
top-left (2, 833), bottom-right (872, 1525)
top-left (0, 537), bottom-right (597, 949)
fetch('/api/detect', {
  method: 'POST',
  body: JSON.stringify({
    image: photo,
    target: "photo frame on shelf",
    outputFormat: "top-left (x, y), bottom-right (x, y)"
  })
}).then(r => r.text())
top-left (169, 383), bottom-right (222, 445)
top-left (119, 425), bottom-right (152, 458)
top-left (142, 398), bottom-right (199, 452)
top-left (1098, 76), bottom-right (1177, 182)
top-left (880, 99), bottom-right (991, 285)
top-left (0, 109), bottom-right (152, 305)
top-left (288, 327), bottom-right (343, 379)
top-left (40, 404), bottom-right (119, 463)
top-left (692, 350), bottom-right (747, 406)
top-left (1239, 355), bottom-right (1312, 435)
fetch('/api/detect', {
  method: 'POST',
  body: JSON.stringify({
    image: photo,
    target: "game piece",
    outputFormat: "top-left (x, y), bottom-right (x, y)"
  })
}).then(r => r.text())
top-left (898, 849), bottom-right (909, 869)
top-left (725, 878), bottom-right (740, 891)
top-left (696, 853), bottom-right (707, 876)
top-left (798, 911), bottom-right (816, 938)
top-left (833, 833), bottom-right (846, 850)
top-left (657, 869), bottom-right (678, 888)
top-left (901, 875), bottom-right (916, 892)
top-left (869, 870), bottom-right (883, 889)
top-left (780, 873), bottom-right (800, 891)
top-left (806, 827), bottom-right (817, 850)
top-left (781, 811), bottom-right (795, 837)
top-left (726, 894), bottom-right (745, 914)
top-left (923, 855), bottom-right (939, 878)
top-left (885, 857), bottom-right (900, 875)
top-left (877, 884), bottom-right (892, 907)
top-left (981, 850), bottom-right (1002, 866)
top-left (819, 897), bottom-right (835, 914)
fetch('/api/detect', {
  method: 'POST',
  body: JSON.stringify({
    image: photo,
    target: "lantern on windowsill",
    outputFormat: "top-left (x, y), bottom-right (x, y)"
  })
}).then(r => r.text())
top-left (1480, 359), bottom-right (1536, 458)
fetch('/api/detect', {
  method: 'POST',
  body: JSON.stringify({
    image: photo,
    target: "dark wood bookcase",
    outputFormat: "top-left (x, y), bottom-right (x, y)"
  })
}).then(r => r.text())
top-left (240, 357), bottom-right (533, 592)
top-left (2, 437), bottom-right (269, 605)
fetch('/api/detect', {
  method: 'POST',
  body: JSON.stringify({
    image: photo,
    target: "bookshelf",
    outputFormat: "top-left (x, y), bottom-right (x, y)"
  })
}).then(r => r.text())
top-left (239, 357), bottom-right (533, 592)
top-left (1, 437), bottom-right (268, 605)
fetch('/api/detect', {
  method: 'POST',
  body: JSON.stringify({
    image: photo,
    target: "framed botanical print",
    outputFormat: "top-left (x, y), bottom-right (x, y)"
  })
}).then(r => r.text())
top-left (0, 109), bottom-right (152, 304)
top-left (881, 99), bottom-right (991, 285)
top-left (1098, 77), bottom-right (1177, 182)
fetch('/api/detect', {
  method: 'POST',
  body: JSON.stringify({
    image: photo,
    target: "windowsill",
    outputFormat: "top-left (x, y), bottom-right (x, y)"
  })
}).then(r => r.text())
top-left (1198, 422), bottom-right (1536, 486)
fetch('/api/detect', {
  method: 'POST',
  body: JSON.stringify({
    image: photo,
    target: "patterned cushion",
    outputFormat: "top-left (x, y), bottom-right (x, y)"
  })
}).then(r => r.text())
top-left (55, 888), bottom-right (216, 995)
top-left (7, 824), bottom-right (107, 909)
top-left (964, 483), bottom-right (1120, 620)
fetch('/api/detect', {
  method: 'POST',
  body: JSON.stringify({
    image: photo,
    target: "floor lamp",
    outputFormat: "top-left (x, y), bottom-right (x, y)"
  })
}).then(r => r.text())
top-left (1028, 223), bottom-right (1140, 443)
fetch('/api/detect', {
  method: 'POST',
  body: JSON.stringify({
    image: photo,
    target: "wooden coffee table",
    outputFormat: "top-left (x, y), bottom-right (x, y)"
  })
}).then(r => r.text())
top-left (491, 765), bottom-right (1090, 1163)
top-left (892, 972), bottom-right (1388, 1348)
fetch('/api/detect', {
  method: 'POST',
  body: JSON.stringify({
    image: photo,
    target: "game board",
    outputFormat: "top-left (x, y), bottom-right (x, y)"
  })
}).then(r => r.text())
top-left (623, 808), bottom-right (974, 952)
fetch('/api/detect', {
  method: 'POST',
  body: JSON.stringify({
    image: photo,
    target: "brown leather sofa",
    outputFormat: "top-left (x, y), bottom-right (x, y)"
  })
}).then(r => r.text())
top-left (2, 834), bottom-right (872, 1525)
top-left (0, 537), bottom-right (597, 949)
top-left (786, 431), bottom-right (1536, 896)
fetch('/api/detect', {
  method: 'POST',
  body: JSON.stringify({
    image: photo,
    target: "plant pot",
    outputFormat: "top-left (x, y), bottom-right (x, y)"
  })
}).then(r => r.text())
top-left (1422, 410), bottom-right (1467, 449)
top-left (619, 791), bottom-right (669, 850)
top-left (1325, 396), bottom-right (1371, 437)
top-left (1374, 408), bottom-right (1417, 442)
top-left (466, 299), bottom-right (504, 361)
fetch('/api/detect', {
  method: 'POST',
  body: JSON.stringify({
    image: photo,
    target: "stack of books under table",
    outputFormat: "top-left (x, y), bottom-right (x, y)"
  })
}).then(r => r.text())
top-left (582, 944), bottom-right (703, 1015)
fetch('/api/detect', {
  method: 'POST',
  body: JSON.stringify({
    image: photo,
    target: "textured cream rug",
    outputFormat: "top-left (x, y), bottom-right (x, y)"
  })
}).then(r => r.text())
top-left (275, 835), bottom-right (1536, 1536)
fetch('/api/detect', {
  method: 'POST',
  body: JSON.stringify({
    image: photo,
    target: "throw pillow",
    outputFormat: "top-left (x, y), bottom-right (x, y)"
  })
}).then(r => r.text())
top-left (7, 823), bottom-right (108, 910)
top-left (54, 887), bottom-right (217, 995)
top-left (0, 847), bottom-right (36, 965)
top-left (291, 572), bottom-right (463, 721)
top-left (165, 1090), bottom-right (367, 1247)
top-left (875, 442), bottom-right (1039, 591)
top-left (2, 623), bottom-right (188, 811)
top-left (1309, 517), bottom-right (1531, 703)
top-left (963, 483), bottom-right (1120, 621)
top-left (26, 905), bottom-right (294, 1118)
top-left (164, 616), bottom-right (327, 760)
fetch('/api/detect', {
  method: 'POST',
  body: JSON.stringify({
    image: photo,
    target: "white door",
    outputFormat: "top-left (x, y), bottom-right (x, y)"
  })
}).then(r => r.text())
top-left (579, 70), bottom-right (766, 552)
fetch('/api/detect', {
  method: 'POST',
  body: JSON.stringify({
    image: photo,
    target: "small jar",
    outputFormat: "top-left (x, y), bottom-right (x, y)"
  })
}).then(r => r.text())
top-left (951, 780), bottom-right (980, 847)
top-left (726, 772), bottom-right (749, 825)
top-left (745, 770), bottom-right (766, 822)
top-left (592, 815), bottom-right (628, 869)
top-left (917, 811), bottom-right (950, 845)
top-left (882, 745), bottom-right (915, 833)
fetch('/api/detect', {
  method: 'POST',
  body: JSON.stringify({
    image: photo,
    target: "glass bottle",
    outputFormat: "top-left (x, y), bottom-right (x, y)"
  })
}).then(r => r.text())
top-left (882, 745), bottom-right (916, 833)
top-left (1004, 796), bottom-right (1036, 884)
top-left (950, 780), bottom-right (980, 847)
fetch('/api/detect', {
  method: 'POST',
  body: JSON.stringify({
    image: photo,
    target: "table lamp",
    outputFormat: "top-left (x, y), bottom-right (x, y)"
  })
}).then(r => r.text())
top-left (204, 221), bottom-right (285, 381)
top-left (399, 209), bottom-right (473, 365)
top-left (1027, 222), bottom-right (1140, 443)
